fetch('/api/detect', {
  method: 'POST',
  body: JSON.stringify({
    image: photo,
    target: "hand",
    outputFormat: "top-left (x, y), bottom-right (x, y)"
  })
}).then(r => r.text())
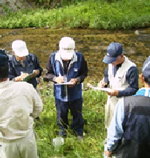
top-left (68, 78), bottom-right (78, 87)
top-left (54, 76), bottom-right (64, 84)
top-left (32, 70), bottom-right (40, 77)
top-left (98, 80), bottom-right (107, 88)
top-left (15, 73), bottom-right (29, 81)
top-left (104, 150), bottom-right (113, 158)
top-left (43, 76), bottom-right (49, 82)
top-left (107, 89), bottom-right (118, 96)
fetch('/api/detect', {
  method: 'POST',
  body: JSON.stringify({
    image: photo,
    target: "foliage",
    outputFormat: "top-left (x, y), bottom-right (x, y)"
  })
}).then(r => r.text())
top-left (30, 0), bottom-right (87, 8)
top-left (0, 0), bottom-right (150, 29)
top-left (35, 83), bottom-right (107, 158)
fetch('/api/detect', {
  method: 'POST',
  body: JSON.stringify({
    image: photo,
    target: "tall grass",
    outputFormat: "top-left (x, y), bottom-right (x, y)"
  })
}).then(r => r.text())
top-left (35, 83), bottom-right (107, 158)
top-left (0, 0), bottom-right (150, 29)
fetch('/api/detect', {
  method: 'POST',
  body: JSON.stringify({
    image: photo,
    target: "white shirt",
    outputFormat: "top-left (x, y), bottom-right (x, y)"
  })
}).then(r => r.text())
top-left (0, 80), bottom-right (43, 140)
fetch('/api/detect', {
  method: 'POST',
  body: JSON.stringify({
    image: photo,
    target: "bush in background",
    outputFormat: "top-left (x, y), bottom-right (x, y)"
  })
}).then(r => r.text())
top-left (0, 0), bottom-right (150, 29)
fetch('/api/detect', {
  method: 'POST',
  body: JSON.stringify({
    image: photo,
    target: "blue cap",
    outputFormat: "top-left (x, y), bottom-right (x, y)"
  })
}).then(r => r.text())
top-left (103, 43), bottom-right (123, 64)
top-left (142, 56), bottom-right (150, 79)
top-left (0, 49), bottom-right (8, 66)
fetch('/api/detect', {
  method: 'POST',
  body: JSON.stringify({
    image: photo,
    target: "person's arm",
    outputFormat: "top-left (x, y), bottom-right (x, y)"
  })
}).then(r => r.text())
top-left (105, 98), bottom-right (125, 155)
top-left (75, 55), bottom-right (88, 83)
top-left (118, 66), bottom-right (139, 97)
top-left (107, 66), bottom-right (139, 97)
top-left (9, 61), bottom-right (30, 81)
top-left (8, 58), bottom-right (17, 80)
top-left (45, 54), bottom-right (56, 82)
top-left (69, 55), bottom-right (88, 87)
top-left (29, 85), bottom-right (43, 118)
top-left (31, 54), bottom-right (43, 77)
top-left (98, 67), bottom-right (109, 88)
top-left (103, 66), bottom-right (109, 84)
top-left (44, 54), bottom-right (64, 84)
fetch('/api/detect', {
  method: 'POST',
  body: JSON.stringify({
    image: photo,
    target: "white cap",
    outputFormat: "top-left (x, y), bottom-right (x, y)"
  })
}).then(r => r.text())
top-left (59, 37), bottom-right (75, 60)
top-left (12, 40), bottom-right (29, 57)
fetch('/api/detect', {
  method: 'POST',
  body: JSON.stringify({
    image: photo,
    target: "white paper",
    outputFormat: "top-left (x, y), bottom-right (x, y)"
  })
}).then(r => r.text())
top-left (55, 82), bottom-right (74, 85)
top-left (90, 87), bottom-right (112, 92)
top-left (87, 83), bottom-right (112, 93)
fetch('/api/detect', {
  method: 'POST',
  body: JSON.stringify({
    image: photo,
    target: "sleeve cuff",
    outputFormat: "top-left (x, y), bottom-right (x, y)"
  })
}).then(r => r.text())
top-left (76, 77), bottom-right (81, 84)
top-left (53, 76), bottom-right (56, 82)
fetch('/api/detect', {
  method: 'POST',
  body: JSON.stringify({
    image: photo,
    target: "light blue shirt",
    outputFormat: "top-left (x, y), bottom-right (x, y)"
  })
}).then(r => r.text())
top-left (106, 88), bottom-right (150, 151)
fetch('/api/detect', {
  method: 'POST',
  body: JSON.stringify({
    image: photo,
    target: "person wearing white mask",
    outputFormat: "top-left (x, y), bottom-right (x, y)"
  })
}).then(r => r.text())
top-left (44, 37), bottom-right (88, 139)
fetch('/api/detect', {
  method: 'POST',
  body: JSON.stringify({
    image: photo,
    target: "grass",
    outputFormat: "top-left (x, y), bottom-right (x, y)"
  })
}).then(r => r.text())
top-left (0, 0), bottom-right (150, 29)
top-left (35, 83), bottom-right (107, 158)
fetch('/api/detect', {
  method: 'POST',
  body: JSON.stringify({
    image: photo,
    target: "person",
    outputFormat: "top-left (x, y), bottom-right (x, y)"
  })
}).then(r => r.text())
top-left (44, 36), bottom-right (88, 139)
top-left (0, 49), bottom-right (43, 158)
top-left (8, 40), bottom-right (43, 89)
top-left (104, 56), bottom-right (150, 158)
top-left (98, 42), bottom-right (138, 128)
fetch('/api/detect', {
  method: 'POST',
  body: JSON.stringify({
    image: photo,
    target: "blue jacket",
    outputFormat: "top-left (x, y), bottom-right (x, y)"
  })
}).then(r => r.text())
top-left (8, 53), bottom-right (43, 88)
top-left (107, 88), bottom-right (150, 158)
top-left (51, 52), bottom-right (84, 102)
top-left (115, 96), bottom-right (150, 158)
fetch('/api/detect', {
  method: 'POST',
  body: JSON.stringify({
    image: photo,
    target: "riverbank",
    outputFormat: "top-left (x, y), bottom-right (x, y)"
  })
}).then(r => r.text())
top-left (0, 0), bottom-right (150, 29)
top-left (0, 28), bottom-right (150, 87)
top-left (0, 27), bottom-right (150, 87)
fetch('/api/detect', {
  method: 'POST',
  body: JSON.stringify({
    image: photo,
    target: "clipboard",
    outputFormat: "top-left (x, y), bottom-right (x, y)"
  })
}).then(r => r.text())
top-left (55, 82), bottom-right (74, 86)
top-left (23, 73), bottom-right (34, 82)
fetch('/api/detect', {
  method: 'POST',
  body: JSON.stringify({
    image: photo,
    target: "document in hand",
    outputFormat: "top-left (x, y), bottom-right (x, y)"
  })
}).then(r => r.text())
top-left (23, 73), bottom-right (34, 82)
top-left (55, 82), bottom-right (74, 85)
top-left (87, 83), bottom-right (112, 93)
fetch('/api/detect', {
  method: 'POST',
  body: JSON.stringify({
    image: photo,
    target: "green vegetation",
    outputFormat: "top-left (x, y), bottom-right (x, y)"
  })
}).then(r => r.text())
top-left (30, 0), bottom-right (86, 8)
top-left (0, 0), bottom-right (150, 29)
top-left (35, 83), bottom-right (107, 158)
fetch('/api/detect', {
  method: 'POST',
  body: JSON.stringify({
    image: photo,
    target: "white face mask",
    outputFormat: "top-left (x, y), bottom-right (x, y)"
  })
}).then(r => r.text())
top-left (59, 49), bottom-right (74, 60)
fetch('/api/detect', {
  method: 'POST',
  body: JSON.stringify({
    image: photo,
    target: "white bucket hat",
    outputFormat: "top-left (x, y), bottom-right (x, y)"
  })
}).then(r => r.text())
top-left (59, 37), bottom-right (75, 60)
top-left (12, 40), bottom-right (29, 57)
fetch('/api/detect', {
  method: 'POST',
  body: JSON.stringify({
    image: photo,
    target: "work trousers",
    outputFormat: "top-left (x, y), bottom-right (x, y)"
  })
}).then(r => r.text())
top-left (55, 98), bottom-right (84, 136)
top-left (0, 129), bottom-right (38, 158)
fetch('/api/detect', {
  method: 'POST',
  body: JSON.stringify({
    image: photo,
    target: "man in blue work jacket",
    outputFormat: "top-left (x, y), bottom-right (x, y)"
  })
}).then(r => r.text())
top-left (105, 56), bottom-right (150, 158)
top-left (45, 37), bottom-right (88, 139)
top-left (8, 40), bottom-right (43, 88)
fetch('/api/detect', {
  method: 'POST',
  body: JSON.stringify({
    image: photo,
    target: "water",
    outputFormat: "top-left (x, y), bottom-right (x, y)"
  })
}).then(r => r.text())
top-left (0, 28), bottom-right (150, 85)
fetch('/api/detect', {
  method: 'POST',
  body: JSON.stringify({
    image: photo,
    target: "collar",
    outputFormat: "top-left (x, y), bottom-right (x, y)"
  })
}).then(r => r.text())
top-left (116, 55), bottom-right (127, 68)
top-left (0, 80), bottom-right (11, 88)
top-left (12, 55), bottom-right (28, 66)
top-left (11, 55), bottom-right (20, 66)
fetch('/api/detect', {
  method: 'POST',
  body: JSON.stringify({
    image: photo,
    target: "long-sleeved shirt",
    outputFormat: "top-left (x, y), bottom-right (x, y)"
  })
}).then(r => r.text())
top-left (45, 51), bottom-right (88, 83)
top-left (8, 53), bottom-right (43, 88)
top-left (0, 80), bottom-right (43, 140)
top-left (103, 64), bottom-right (138, 97)
top-left (107, 88), bottom-right (150, 151)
